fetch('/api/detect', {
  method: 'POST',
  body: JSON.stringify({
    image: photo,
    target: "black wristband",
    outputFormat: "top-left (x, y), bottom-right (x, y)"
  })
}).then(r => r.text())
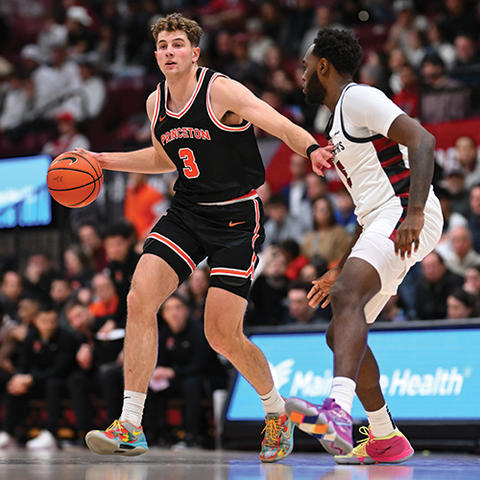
top-left (306, 144), bottom-right (321, 159)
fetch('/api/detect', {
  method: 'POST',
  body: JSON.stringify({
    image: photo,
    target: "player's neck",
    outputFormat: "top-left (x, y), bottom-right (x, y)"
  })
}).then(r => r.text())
top-left (325, 78), bottom-right (352, 111)
top-left (165, 65), bottom-right (199, 112)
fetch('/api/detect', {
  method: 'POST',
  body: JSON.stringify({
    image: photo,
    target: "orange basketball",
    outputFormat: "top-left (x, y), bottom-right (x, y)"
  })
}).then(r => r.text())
top-left (47, 151), bottom-right (103, 208)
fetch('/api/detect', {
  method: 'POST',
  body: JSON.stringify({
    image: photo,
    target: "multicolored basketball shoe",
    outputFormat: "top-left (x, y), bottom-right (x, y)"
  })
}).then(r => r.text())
top-left (335, 426), bottom-right (414, 465)
top-left (285, 397), bottom-right (353, 455)
top-left (259, 413), bottom-right (294, 463)
top-left (85, 419), bottom-right (148, 456)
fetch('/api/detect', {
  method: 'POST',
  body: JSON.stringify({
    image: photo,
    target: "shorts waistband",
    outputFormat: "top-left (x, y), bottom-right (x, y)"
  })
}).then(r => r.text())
top-left (197, 189), bottom-right (258, 206)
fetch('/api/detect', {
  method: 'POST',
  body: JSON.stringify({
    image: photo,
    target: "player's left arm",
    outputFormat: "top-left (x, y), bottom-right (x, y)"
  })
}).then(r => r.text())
top-left (210, 76), bottom-right (333, 175)
top-left (387, 114), bottom-right (436, 260)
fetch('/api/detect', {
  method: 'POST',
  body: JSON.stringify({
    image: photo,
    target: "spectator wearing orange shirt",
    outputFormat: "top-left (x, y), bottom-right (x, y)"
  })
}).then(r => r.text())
top-left (124, 173), bottom-right (166, 241)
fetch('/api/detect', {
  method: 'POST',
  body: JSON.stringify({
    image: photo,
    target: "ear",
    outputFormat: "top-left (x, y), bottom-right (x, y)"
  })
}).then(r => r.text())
top-left (316, 58), bottom-right (329, 77)
top-left (192, 46), bottom-right (200, 63)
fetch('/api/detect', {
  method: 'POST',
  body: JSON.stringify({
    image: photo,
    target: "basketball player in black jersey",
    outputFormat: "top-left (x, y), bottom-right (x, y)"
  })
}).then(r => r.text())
top-left (80, 13), bottom-right (333, 461)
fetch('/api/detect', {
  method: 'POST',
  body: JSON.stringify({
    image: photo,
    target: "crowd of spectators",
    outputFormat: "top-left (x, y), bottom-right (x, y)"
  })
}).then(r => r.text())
top-left (0, 0), bottom-right (480, 451)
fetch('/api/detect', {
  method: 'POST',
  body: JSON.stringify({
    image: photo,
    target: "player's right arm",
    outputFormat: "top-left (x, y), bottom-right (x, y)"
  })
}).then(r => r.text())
top-left (75, 91), bottom-right (176, 174)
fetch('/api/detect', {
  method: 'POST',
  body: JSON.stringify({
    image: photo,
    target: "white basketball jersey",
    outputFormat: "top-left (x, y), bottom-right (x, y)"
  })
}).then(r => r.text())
top-left (327, 83), bottom-right (428, 239)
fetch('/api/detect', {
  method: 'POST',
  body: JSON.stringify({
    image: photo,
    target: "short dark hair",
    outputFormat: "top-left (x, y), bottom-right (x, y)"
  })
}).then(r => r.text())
top-left (266, 194), bottom-right (287, 208)
top-left (312, 28), bottom-right (362, 76)
top-left (104, 222), bottom-right (134, 240)
top-left (449, 287), bottom-right (476, 311)
top-left (288, 281), bottom-right (312, 294)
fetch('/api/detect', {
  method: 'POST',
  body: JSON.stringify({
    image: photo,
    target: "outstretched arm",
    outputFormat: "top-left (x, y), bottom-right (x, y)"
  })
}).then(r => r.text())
top-left (210, 76), bottom-right (333, 175)
top-left (76, 91), bottom-right (176, 174)
top-left (387, 114), bottom-right (435, 259)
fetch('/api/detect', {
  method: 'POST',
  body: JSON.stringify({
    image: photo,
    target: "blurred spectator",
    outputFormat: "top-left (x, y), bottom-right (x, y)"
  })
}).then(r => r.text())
top-left (298, 256), bottom-right (328, 284)
top-left (246, 17), bottom-right (274, 65)
top-left (65, 6), bottom-right (96, 58)
top-left (281, 239), bottom-right (309, 281)
top-left (392, 63), bottom-right (420, 118)
top-left (388, 48), bottom-right (409, 94)
top-left (42, 111), bottom-right (90, 158)
top-left (415, 251), bottom-right (464, 320)
top-left (49, 276), bottom-right (73, 327)
top-left (452, 137), bottom-right (480, 191)
top-left (144, 294), bottom-right (224, 447)
top-left (443, 226), bottom-right (480, 276)
top-left (284, 281), bottom-right (328, 324)
top-left (446, 287), bottom-right (477, 319)
top-left (425, 21), bottom-right (456, 70)
top-left (333, 188), bottom-right (357, 235)
top-left (36, 13), bottom-right (68, 62)
top-left (210, 30), bottom-right (234, 72)
top-left (461, 184), bottom-right (480, 252)
top-left (247, 246), bottom-right (289, 327)
top-left (452, 34), bottom-right (480, 71)
top-left (23, 253), bottom-right (56, 301)
top-left (0, 309), bottom-right (76, 450)
top-left (0, 70), bottom-right (31, 132)
top-left (420, 54), bottom-right (469, 123)
top-left (124, 173), bottom-right (166, 242)
top-left (103, 222), bottom-right (140, 328)
top-left (225, 33), bottom-right (263, 86)
top-left (384, 0), bottom-right (427, 54)
top-left (66, 300), bottom-right (123, 438)
top-left (305, 172), bottom-right (329, 203)
top-left (0, 296), bottom-right (41, 376)
top-left (184, 267), bottom-right (209, 323)
top-left (263, 194), bottom-right (304, 248)
top-left (280, 153), bottom-right (312, 232)
top-left (463, 265), bottom-right (480, 296)
top-left (437, 0), bottom-right (479, 44)
top-left (77, 222), bottom-right (108, 273)
top-left (300, 5), bottom-right (344, 58)
top-left (301, 197), bottom-right (352, 266)
top-left (404, 28), bottom-right (428, 68)
top-left (89, 273), bottom-right (119, 331)
top-left (64, 244), bottom-right (94, 289)
top-left (377, 295), bottom-right (408, 323)
top-left (76, 58), bottom-right (106, 121)
top-left (441, 169), bottom-right (469, 217)
top-left (0, 271), bottom-right (23, 322)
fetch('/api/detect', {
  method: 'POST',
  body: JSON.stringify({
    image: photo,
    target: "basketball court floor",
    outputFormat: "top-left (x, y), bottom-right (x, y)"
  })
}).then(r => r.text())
top-left (1, 447), bottom-right (479, 480)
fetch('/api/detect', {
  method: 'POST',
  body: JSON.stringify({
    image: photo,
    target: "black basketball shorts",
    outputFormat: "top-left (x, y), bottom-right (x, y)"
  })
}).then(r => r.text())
top-left (142, 192), bottom-right (265, 299)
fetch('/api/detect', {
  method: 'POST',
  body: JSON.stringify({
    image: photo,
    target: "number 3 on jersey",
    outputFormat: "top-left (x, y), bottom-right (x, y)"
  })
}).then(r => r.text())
top-left (179, 148), bottom-right (200, 179)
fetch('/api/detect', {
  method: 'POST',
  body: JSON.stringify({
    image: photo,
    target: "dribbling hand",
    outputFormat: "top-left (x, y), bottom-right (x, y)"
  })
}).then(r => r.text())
top-left (307, 268), bottom-right (340, 308)
top-left (74, 147), bottom-right (105, 169)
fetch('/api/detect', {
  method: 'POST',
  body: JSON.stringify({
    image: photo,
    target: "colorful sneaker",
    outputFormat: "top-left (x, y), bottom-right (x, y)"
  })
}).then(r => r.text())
top-left (85, 419), bottom-right (148, 456)
top-left (259, 413), bottom-right (294, 463)
top-left (335, 426), bottom-right (414, 465)
top-left (285, 397), bottom-right (353, 455)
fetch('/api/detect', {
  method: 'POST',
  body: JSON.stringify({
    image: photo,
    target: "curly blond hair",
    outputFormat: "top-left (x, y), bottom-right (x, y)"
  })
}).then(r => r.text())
top-left (151, 13), bottom-right (203, 47)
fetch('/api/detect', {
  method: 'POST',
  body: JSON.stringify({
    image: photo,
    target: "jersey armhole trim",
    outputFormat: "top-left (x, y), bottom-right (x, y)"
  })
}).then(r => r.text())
top-left (206, 73), bottom-right (252, 132)
top-left (339, 84), bottom-right (383, 144)
top-left (150, 83), bottom-right (161, 138)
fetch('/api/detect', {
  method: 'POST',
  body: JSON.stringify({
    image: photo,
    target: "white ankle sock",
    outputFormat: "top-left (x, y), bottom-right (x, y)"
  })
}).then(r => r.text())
top-left (329, 376), bottom-right (356, 414)
top-left (120, 390), bottom-right (146, 427)
top-left (260, 386), bottom-right (285, 415)
top-left (366, 404), bottom-right (396, 437)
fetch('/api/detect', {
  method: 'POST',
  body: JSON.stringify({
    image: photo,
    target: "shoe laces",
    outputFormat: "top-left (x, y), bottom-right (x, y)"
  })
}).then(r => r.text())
top-left (261, 416), bottom-right (282, 447)
top-left (351, 425), bottom-right (374, 456)
top-left (106, 420), bottom-right (125, 433)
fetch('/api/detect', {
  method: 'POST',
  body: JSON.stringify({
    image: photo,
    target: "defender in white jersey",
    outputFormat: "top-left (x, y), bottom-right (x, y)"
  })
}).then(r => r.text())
top-left (285, 29), bottom-right (443, 464)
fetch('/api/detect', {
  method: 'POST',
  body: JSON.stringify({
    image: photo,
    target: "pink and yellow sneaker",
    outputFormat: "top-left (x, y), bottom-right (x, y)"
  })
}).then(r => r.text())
top-left (259, 413), bottom-right (294, 463)
top-left (335, 425), bottom-right (414, 465)
top-left (85, 419), bottom-right (148, 456)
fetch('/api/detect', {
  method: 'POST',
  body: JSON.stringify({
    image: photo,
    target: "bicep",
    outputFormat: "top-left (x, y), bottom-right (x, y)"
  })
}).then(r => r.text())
top-left (387, 114), bottom-right (432, 148)
top-left (214, 78), bottom-right (293, 139)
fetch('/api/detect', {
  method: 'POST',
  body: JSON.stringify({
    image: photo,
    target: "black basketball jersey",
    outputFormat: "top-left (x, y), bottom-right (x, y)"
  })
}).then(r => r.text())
top-left (151, 67), bottom-right (265, 203)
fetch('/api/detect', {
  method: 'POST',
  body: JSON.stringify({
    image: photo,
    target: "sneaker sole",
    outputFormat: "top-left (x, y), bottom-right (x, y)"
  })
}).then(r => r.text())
top-left (85, 431), bottom-right (148, 456)
top-left (335, 449), bottom-right (414, 465)
top-left (285, 398), bottom-right (352, 456)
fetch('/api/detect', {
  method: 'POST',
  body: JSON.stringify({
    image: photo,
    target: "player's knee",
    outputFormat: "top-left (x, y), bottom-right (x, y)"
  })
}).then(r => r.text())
top-left (330, 282), bottom-right (363, 313)
top-left (204, 324), bottom-right (239, 358)
top-left (127, 288), bottom-right (158, 318)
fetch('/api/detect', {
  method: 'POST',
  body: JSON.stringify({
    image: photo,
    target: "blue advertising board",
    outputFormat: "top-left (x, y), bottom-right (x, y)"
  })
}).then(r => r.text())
top-left (226, 328), bottom-right (480, 421)
top-left (0, 155), bottom-right (51, 228)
